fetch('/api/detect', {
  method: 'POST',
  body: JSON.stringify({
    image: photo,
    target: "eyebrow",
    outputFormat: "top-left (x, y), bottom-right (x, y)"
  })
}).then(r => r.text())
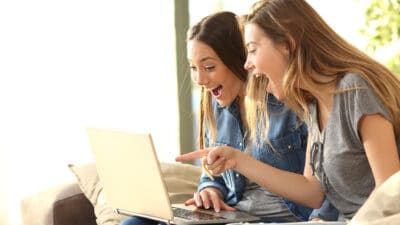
top-left (200, 56), bottom-right (217, 62)
top-left (245, 41), bottom-right (256, 47)
top-left (187, 56), bottom-right (217, 64)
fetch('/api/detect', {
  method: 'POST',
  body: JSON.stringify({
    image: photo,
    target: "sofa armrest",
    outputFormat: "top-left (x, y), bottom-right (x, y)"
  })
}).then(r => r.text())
top-left (21, 181), bottom-right (96, 225)
top-left (53, 192), bottom-right (96, 225)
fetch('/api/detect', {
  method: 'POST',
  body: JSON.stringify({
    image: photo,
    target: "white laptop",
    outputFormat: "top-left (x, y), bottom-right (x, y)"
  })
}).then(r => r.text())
top-left (87, 128), bottom-right (259, 225)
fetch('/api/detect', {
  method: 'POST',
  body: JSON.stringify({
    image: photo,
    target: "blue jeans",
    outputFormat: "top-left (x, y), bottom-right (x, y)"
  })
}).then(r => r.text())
top-left (120, 216), bottom-right (301, 225)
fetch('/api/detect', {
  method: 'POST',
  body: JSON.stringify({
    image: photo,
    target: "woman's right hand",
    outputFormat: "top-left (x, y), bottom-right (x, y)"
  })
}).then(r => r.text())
top-left (176, 146), bottom-right (241, 175)
top-left (184, 187), bottom-right (236, 212)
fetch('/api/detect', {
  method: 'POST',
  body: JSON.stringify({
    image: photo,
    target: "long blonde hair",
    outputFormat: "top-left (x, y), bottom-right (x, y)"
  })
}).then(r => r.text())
top-left (246, 0), bottom-right (400, 140)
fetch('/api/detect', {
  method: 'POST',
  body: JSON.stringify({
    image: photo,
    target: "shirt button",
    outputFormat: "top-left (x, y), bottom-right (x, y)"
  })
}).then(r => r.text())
top-left (239, 142), bottom-right (242, 146)
top-left (288, 145), bottom-right (292, 150)
top-left (236, 173), bottom-right (240, 178)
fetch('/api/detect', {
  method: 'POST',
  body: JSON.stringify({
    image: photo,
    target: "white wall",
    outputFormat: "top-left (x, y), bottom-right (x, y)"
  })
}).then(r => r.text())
top-left (0, 1), bottom-right (178, 225)
top-left (307, 0), bottom-right (368, 50)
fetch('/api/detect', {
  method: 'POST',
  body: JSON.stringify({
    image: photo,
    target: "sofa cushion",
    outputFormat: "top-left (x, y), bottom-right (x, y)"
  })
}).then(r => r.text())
top-left (68, 162), bottom-right (201, 225)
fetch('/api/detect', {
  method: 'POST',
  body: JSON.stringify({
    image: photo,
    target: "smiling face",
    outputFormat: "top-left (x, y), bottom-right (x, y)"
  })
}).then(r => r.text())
top-left (244, 23), bottom-right (290, 100)
top-left (187, 40), bottom-right (244, 107)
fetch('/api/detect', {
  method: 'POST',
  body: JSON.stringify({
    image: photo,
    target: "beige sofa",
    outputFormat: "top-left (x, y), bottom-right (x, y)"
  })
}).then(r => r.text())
top-left (20, 162), bottom-right (201, 225)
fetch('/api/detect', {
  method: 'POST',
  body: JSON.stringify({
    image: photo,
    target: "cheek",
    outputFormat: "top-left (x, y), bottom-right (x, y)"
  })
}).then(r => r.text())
top-left (191, 71), bottom-right (200, 83)
top-left (255, 51), bottom-right (273, 70)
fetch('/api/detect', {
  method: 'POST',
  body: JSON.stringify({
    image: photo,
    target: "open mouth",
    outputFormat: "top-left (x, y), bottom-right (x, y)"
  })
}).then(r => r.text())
top-left (211, 85), bottom-right (223, 98)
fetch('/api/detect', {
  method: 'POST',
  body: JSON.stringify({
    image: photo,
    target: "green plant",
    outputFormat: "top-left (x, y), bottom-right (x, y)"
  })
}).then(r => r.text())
top-left (359, 0), bottom-right (400, 75)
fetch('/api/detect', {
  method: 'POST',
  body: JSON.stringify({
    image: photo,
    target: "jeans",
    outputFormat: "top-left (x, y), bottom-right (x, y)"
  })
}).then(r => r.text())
top-left (120, 215), bottom-right (301, 225)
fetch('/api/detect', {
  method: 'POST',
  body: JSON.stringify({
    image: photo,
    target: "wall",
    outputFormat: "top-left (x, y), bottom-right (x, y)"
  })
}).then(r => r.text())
top-left (0, 1), bottom-right (178, 224)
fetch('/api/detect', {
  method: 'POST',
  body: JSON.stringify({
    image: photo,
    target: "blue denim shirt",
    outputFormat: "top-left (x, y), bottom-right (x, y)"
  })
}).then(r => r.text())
top-left (197, 94), bottom-right (337, 221)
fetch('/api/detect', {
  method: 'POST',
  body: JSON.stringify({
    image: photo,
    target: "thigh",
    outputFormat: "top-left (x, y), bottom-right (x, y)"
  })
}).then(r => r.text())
top-left (234, 188), bottom-right (301, 222)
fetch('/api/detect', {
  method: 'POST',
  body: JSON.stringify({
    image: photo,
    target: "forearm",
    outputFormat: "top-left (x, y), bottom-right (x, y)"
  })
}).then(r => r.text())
top-left (235, 152), bottom-right (325, 208)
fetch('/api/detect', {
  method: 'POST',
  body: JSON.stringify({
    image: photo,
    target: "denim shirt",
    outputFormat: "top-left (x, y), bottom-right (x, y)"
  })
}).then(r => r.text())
top-left (197, 94), bottom-right (336, 221)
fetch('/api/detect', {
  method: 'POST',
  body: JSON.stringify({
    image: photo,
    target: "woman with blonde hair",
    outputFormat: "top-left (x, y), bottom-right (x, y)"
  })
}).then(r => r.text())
top-left (177, 0), bottom-right (400, 221)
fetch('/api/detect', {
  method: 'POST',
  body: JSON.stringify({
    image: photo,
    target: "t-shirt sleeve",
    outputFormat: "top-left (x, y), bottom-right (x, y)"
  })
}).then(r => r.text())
top-left (340, 74), bottom-right (392, 141)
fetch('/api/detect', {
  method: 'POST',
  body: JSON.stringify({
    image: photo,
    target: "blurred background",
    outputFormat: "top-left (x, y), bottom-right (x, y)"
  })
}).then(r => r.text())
top-left (0, 0), bottom-right (398, 224)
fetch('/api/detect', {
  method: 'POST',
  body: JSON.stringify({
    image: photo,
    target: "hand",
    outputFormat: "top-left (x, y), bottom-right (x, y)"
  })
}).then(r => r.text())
top-left (176, 146), bottom-right (240, 175)
top-left (184, 187), bottom-right (236, 212)
top-left (310, 217), bottom-right (325, 221)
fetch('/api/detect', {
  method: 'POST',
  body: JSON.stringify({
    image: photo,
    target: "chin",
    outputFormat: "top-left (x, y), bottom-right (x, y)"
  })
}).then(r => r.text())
top-left (216, 100), bottom-right (229, 107)
top-left (216, 97), bottom-right (235, 107)
top-left (274, 94), bottom-right (283, 101)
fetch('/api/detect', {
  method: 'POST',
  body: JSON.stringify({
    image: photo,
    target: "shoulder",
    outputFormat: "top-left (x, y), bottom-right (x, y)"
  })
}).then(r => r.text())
top-left (267, 93), bottom-right (287, 113)
top-left (337, 72), bottom-right (369, 89)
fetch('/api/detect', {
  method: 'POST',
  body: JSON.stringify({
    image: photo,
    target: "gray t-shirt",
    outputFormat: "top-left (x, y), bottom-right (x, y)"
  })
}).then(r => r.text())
top-left (308, 73), bottom-right (400, 219)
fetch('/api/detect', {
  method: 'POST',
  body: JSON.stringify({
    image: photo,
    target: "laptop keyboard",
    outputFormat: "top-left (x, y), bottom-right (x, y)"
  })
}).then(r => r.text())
top-left (172, 207), bottom-right (225, 221)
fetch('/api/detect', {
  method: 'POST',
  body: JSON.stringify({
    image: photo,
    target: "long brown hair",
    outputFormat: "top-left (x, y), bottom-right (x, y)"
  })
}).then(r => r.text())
top-left (187, 11), bottom-right (247, 148)
top-left (246, 0), bottom-right (400, 140)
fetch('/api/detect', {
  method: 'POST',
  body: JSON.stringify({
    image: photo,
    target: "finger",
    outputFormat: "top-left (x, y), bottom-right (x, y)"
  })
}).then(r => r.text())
top-left (209, 164), bottom-right (223, 176)
top-left (206, 157), bottom-right (226, 176)
top-left (175, 149), bottom-right (210, 162)
top-left (184, 198), bottom-right (196, 206)
top-left (193, 192), bottom-right (203, 208)
top-left (199, 191), bottom-right (211, 209)
top-left (209, 191), bottom-right (222, 212)
top-left (206, 147), bottom-right (226, 165)
top-left (220, 202), bottom-right (236, 211)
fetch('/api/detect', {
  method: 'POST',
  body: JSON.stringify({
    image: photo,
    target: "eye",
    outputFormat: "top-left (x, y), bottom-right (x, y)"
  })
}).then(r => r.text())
top-left (247, 48), bottom-right (256, 54)
top-left (247, 44), bottom-right (257, 54)
top-left (204, 65), bottom-right (215, 71)
top-left (189, 65), bottom-right (197, 72)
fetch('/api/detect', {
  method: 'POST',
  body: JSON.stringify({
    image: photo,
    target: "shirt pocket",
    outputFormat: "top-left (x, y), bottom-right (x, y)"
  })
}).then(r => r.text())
top-left (260, 130), bottom-right (306, 173)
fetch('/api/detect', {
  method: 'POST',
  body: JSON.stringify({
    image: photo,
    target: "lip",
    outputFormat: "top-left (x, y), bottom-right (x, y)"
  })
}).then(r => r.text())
top-left (251, 72), bottom-right (265, 78)
top-left (207, 85), bottom-right (223, 98)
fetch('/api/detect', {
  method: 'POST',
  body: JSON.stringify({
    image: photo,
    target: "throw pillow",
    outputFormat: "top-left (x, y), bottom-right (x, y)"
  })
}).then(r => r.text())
top-left (68, 162), bottom-right (201, 225)
top-left (349, 170), bottom-right (400, 225)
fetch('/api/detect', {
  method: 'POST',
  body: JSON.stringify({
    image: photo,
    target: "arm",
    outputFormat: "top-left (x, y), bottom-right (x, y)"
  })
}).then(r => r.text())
top-left (359, 114), bottom-right (400, 188)
top-left (177, 137), bottom-right (326, 209)
top-left (234, 140), bottom-right (325, 208)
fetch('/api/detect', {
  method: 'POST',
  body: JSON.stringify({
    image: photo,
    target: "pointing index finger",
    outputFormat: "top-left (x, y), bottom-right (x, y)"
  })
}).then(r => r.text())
top-left (175, 149), bottom-right (210, 162)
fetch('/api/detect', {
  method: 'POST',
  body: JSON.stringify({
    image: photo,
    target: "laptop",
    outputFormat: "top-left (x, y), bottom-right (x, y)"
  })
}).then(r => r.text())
top-left (87, 128), bottom-right (259, 225)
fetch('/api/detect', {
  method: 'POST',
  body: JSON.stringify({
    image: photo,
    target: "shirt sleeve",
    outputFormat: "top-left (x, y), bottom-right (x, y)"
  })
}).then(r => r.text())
top-left (341, 74), bottom-right (392, 141)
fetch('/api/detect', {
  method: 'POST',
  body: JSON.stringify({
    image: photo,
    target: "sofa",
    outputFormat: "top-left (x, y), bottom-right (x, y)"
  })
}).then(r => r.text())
top-left (20, 160), bottom-right (400, 225)
top-left (20, 162), bottom-right (202, 225)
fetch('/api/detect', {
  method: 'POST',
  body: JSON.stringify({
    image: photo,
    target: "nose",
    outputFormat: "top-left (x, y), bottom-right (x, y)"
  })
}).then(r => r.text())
top-left (192, 70), bottom-right (209, 86)
top-left (244, 58), bottom-right (254, 71)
